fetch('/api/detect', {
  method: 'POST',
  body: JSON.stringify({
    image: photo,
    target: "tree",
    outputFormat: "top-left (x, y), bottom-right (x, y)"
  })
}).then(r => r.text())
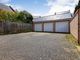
top-left (0, 10), bottom-right (7, 21)
top-left (0, 10), bottom-right (33, 23)
top-left (16, 11), bottom-right (33, 23)
top-left (74, 1), bottom-right (80, 13)
top-left (0, 10), bottom-right (17, 22)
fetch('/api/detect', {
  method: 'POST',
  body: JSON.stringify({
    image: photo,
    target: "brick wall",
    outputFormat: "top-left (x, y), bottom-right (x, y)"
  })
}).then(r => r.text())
top-left (70, 8), bottom-right (80, 44)
top-left (78, 9), bottom-right (80, 44)
top-left (70, 13), bottom-right (78, 40)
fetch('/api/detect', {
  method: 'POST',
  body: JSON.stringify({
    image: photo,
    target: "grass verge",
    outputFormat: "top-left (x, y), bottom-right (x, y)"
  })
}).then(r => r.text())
top-left (66, 34), bottom-right (80, 53)
top-left (66, 34), bottom-right (78, 45)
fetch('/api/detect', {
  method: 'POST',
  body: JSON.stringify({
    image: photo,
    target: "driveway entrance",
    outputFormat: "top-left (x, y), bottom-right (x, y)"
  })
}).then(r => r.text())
top-left (0, 32), bottom-right (79, 60)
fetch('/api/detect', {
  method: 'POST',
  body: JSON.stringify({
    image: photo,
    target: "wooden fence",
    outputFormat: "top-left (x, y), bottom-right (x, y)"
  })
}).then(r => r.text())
top-left (0, 21), bottom-right (32, 34)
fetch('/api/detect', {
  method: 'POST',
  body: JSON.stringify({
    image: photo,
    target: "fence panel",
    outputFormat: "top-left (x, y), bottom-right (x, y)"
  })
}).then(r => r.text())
top-left (0, 21), bottom-right (32, 34)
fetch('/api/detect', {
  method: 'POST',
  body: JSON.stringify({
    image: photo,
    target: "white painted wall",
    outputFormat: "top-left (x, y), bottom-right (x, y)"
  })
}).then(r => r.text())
top-left (55, 22), bottom-right (69, 32)
top-left (34, 24), bottom-right (42, 31)
top-left (44, 23), bottom-right (53, 32)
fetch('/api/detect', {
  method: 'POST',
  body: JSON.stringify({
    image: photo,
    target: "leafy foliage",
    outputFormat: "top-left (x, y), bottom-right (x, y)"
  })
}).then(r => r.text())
top-left (0, 10), bottom-right (16, 21)
top-left (16, 11), bottom-right (33, 23)
top-left (74, 1), bottom-right (80, 13)
top-left (0, 10), bottom-right (33, 23)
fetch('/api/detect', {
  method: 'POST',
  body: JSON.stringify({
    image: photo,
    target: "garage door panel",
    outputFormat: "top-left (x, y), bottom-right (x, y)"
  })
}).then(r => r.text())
top-left (55, 22), bottom-right (69, 32)
top-left (34, 24), bottom-right (42, 31)
top-left (44, 23), bottom-right (53, 32)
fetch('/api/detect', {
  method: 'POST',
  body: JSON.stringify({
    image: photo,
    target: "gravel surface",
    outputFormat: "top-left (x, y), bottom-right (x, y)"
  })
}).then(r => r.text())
top-left (0, 32), bottom-right (80, 60)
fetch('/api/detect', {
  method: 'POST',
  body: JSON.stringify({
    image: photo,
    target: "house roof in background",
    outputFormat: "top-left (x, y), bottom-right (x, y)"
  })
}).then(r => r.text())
top-left (0, 3), bottom-right (15, 12)
top-left (33, 10), bottom-right (73, 22)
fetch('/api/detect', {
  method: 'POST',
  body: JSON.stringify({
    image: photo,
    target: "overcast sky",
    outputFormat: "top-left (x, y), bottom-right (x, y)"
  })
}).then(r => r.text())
top-left (0, 0), bottom-right (79, 16)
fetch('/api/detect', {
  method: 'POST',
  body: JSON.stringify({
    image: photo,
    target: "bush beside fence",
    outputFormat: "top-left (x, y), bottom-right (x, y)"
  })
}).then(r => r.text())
top-left (0, 21), bottom-right (32, 34)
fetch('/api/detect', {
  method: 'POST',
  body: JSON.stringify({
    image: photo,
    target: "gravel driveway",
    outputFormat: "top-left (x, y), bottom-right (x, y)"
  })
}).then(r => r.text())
top-left (0, 32), bottom-right (80, 60)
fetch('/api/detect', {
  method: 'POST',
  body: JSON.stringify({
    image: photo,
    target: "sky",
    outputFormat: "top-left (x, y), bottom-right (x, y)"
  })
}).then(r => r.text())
top-left (0, 0), bottom-right (79, 16)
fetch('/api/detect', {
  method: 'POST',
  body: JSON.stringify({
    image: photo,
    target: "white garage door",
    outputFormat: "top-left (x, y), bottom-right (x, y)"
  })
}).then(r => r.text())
top-left (34, 24), bottom-right (42, 31)
top-left (55, 22), bottom-right (69, 32)
top-left (44, 23), bottom-right (53, 32)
